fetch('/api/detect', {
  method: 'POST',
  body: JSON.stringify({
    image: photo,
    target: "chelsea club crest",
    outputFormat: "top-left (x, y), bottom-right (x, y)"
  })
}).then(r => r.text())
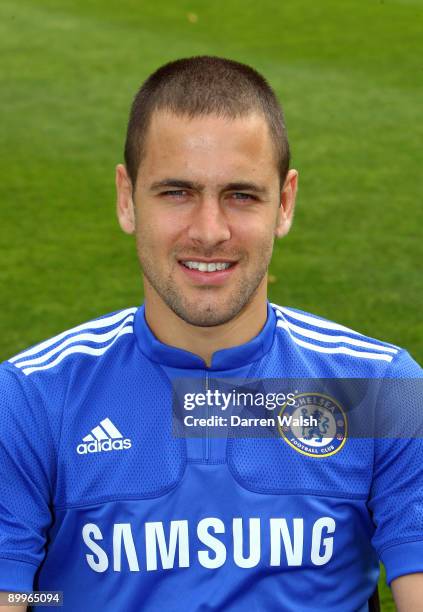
top-left (278, 393), bottom-right (347, 457)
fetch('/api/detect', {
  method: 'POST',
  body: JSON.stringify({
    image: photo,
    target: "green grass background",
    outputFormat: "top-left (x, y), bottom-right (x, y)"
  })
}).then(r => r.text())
top-left (1, 0), bottom-right (422, 608)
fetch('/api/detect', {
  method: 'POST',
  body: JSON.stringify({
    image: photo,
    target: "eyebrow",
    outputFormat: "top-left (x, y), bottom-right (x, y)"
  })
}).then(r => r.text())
top-left (149, 178), bottom-right (269, 196)
top-left (149, 179), bottom-right (203, 192)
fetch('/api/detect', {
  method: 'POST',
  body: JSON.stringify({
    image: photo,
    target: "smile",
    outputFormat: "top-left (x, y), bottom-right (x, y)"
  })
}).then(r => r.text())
top-left (181, 261), bottom-right (233, 272)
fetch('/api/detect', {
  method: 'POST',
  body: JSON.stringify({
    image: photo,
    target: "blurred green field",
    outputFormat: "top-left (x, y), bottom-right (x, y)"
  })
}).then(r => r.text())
top-left (1, 0), bottom-right (422, 608)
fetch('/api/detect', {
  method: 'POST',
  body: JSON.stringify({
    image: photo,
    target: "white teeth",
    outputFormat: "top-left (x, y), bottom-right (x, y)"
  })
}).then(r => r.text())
top-left (183, 261), bottom-right (232, 272)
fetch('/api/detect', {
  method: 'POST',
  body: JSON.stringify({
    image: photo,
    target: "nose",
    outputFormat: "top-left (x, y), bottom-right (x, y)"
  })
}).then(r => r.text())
top-left (187, 196), bottom-right (231, 247)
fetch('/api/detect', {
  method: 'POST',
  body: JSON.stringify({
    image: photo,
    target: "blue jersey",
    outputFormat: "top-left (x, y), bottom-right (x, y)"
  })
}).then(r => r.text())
top-left (0, 302), bottom-right (422, 611)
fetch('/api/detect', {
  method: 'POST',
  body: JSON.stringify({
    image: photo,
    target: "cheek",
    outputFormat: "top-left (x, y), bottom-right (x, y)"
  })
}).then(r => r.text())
top-left (135, 211), bottom-right (185, 255)
top-left (236, 213), bottom-right (277, 245)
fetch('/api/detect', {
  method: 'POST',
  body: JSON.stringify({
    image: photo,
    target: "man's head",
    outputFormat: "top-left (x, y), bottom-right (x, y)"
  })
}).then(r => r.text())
top-left (124, 56), bottom-right (290, 189)
top-left (117, 56), bottom-right (298, 329)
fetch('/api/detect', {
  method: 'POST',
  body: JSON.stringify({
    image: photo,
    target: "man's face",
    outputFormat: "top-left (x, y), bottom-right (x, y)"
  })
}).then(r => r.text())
top-left (117, 110), bottom-right (296, 327)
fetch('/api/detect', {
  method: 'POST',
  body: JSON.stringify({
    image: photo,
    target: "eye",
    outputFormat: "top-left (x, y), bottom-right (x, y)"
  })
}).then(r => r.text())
top-left (231, 192), bottom-right (258, 201)
top-left (161, 190), bottom-right (188, 198)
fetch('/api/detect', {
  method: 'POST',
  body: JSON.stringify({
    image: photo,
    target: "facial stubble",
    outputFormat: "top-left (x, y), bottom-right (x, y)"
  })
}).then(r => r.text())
top-left (136, 236), bottom-right (275, 328)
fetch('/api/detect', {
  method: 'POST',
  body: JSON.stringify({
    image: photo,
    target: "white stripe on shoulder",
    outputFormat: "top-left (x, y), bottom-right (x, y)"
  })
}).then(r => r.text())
top-left (13, 313), bottom-right (134, 369)
top-left (275, 311), bottom-right (398, 354)
top-left (276, 322), bottom-right (393, 362)
top-left (21, 325), bottom-right (133, 376)
top-left (272, 303), bottom-right (364, 335)
top-left (9, 307), bottom-right (137, 364)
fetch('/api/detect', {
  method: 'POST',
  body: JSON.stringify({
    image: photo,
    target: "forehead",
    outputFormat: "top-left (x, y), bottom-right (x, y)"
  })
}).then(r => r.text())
top-left (137, 110), bottom-right (278, 184)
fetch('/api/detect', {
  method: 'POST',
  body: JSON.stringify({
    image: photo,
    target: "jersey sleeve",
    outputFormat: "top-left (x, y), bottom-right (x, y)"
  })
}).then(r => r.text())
top-left (0, 364), bottom-right (56, 590)
top-left (368, 349), bottom-right (423, 584)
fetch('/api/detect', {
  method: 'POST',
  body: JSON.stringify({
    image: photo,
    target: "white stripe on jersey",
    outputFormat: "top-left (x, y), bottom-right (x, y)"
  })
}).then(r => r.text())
top-left (276, 321), bottom-right (394, 362)
top-left (272, 303), bottom-right (398, 349)
top-left (272, 304), bottom-right (397, 362)
top-left (274, 311), bottom-right (398, 354)
top-left (13, 313), bottom-right (135, 369)
top-left (9, 307), bottom-right (137, 364)
top-left (20, 325), bottom-right (133, 376)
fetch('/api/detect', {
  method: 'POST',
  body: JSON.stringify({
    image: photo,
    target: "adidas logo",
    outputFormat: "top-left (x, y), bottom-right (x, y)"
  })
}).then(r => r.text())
top-left (76, 417), bottom-right (132, 455)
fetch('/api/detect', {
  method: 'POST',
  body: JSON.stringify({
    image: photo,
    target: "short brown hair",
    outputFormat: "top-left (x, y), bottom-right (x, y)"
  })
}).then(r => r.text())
top-left (124, 56), bottom-right (290, 187)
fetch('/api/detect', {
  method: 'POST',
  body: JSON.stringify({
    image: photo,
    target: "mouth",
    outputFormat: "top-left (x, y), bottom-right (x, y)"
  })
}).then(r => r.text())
top-left (177, 259), bottom-right (238, 284)
top-left (181, 260), bottom-right (235, 272)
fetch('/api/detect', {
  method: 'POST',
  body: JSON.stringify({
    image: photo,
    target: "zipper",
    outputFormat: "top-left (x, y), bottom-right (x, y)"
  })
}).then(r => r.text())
top-left (205, 370), bottom-right (209, 461)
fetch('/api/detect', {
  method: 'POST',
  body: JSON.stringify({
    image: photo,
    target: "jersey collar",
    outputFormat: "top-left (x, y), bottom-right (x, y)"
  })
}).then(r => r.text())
top-left (134, 302), bottom-right (276, 371)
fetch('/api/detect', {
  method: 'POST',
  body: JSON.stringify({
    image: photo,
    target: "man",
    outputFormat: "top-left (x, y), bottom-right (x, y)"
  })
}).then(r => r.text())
top-left (0, 56), bottom-right (422, 611)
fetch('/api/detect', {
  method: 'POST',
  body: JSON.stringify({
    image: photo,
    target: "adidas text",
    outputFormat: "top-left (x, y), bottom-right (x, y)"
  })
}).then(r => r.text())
top-left (77, 439), bottom-right (132, 454)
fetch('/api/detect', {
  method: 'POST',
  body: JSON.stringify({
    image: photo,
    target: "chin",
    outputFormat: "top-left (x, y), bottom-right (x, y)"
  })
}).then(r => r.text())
top-left (175, 304), bottom-right (240, 328)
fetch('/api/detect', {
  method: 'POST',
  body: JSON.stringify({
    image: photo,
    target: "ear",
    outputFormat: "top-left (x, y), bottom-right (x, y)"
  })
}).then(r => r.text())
top-left (275, 169), bottom-right (298, 238)
top-left (116, 164), bottom-right (135, 234)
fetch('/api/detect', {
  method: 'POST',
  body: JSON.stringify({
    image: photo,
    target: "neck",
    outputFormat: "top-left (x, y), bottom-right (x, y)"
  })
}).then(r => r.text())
top-left (143, 283), bottom-right (268, 367)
